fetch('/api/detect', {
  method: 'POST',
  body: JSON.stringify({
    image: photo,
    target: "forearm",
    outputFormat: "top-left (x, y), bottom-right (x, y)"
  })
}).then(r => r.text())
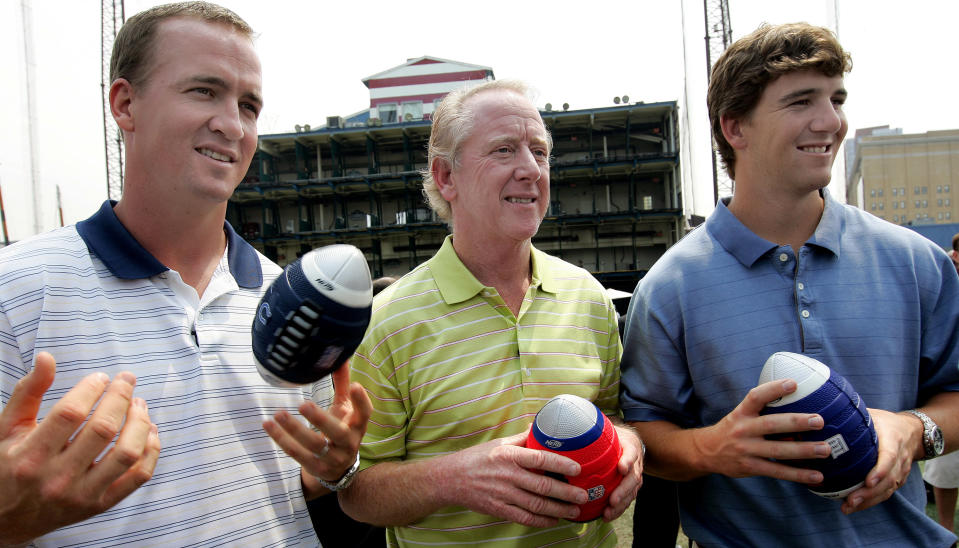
top-left (905, 391), bottom-right (959, 459)
top-left (338, 459), bottom-right (448, 527)
top-left (629, 420), bottom-right (710, 481)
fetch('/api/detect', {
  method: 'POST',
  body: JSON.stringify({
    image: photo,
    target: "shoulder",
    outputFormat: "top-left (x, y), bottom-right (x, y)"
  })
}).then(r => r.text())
top-left (637, 225), bottom-right (725, 295)
top-left (838, 205), bottom-right (949, 264)
top-left (0, 226), bottom-right (90, 282)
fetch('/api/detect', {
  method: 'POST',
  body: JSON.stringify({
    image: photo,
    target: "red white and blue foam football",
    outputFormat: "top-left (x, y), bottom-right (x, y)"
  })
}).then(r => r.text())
top-left (758, 352), bottom-right (879, 499)
top-left (526, 394), bottom-right (623, 521)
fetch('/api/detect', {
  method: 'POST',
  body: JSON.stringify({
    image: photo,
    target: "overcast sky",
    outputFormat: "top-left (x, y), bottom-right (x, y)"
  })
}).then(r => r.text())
top-left (2, 0), bottom-right (957, 242)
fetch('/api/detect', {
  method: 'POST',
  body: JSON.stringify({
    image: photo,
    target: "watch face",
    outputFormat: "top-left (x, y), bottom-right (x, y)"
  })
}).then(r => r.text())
top-left (932, 426), bottom-right (945, 456)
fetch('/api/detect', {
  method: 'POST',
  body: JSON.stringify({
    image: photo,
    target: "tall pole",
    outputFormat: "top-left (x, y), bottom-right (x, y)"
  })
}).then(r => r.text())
top-left (21, 0), bottom-right (42, 235)
top-left (703, 0), bottom-right (734, 203)
top-left (0, 180), bottom-right (10, 246)
top-left (102, 0), bottom-right (126, 201)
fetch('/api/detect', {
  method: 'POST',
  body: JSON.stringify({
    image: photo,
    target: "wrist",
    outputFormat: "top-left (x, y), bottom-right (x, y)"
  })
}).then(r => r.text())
top-left (312, 452), bottom-right (360, 491)
top-left (901, 409), bottom-right (944, 460)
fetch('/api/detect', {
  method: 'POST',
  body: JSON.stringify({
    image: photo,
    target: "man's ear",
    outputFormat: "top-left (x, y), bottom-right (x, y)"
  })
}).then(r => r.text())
top-left (432, 158), bottom-right (456, 201)
top-left (720, 114), bottom-right (748, 150)
top-left (110, 78), bottom-right (135, 132)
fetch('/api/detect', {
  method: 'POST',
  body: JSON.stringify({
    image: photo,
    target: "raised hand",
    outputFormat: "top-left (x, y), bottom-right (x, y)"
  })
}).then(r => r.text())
top-left (263, 361), bottom-right (373, 491)
top-left (0, 352), bottom-right (160, 545)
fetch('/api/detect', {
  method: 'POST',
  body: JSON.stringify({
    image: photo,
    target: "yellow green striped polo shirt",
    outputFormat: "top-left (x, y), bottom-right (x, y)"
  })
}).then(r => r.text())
top-left (351, 235), bottom-right (622, 547)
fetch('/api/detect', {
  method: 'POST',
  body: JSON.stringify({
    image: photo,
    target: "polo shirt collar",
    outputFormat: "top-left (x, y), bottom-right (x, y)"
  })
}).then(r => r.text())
top-left (707, 189), bottom-right (841, 268)
top-left (76, 200), bottom-right (263, 288)
top-left (431, 235), bottom-right (555, 305)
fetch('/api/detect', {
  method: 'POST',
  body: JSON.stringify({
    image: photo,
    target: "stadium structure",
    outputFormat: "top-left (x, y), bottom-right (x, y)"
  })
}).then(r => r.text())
top-left (228, 56), bottom-right (683, 293)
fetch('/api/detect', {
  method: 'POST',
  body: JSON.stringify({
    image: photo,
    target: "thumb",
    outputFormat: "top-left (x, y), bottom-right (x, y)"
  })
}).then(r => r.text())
top-left (0, 352), bottom-right (57, 435)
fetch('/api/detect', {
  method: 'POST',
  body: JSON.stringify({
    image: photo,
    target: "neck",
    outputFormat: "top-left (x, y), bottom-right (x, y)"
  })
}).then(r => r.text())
top-left (113, 193), bottom-right (228, 296)
top-left (451, 235), bottom-right (532, 316)
top-left (727, 183), bottom-right (825, 252)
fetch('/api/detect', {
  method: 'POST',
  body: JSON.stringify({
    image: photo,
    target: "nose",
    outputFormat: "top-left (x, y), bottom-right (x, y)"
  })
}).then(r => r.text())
top-left (209, 102), bottom-right (245, 141)
top-left (514, 147), bottom-right (543, 183)
top-left (810, 100), bottom-right (844, 135)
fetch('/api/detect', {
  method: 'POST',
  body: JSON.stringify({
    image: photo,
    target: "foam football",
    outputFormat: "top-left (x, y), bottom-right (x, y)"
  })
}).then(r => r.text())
top-left (252, 244), bottom-right (372, 387)
top-left (758, 352), bottom-right (878, 499)
top-left (526, 394), bottom-right (623, 521)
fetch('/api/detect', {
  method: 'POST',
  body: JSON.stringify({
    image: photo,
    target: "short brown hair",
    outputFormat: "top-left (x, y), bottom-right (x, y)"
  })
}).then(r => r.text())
top-left (110, 1), bottom-right (253, 88)
top-left (421, 80), bottom-right (552, 223)
top-left (707, 22), bottom-right (852, 179)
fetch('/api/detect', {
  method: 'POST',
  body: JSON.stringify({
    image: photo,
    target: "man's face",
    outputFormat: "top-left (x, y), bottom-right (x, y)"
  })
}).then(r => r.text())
top-left (736, 69), bottom-right (848, 194)
top-left (444, 89), bottom-right (551, 245)
top-left (124, 17), bottom-right (262, 203)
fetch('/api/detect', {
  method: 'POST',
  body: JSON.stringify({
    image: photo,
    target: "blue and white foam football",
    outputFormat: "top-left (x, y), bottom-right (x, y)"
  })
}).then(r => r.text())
top-left (758, 352), bottom-right (879, 499)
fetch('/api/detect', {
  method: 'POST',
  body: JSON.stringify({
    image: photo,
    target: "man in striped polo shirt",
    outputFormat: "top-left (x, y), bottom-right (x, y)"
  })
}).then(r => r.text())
top-left (338, 80), bottom-right (645, 547)
top-left (0, 3), bottom-right (369, 546)
top-left (620, 23), bottom-right (959, 547)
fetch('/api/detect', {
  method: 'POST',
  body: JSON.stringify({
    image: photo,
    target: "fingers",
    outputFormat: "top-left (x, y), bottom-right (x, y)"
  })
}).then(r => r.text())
top-left (0, 352), bottom-right (58, 435)
top-left (330, 360), bottom-right (352, 410)
top-left (511, 445), bottom-right (581, 478)
top-left (103, 422), bottom-right (161, 508)
top-left (30, 370), bottom-right (114, 456)
top-left (62, 372), bottom-right (138, 470)
top-left (84, 396), bottom-right (155, 490)
top-left (264, 410), bottom-right (327, 464)
top-left (740, 379), bottom-right (798, 416)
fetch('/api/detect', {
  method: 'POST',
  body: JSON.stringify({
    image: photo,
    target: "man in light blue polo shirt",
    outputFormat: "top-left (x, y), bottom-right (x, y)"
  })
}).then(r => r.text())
top-left (0, 3), bottom-right (369, 546)
top-left (621, 23), bottom-right (959, 547)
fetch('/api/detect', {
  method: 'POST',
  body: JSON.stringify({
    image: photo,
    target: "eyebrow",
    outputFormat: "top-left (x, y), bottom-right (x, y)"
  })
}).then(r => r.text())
top-left (184, 75), bottom-right (263, 106)
top-left (778, 86), bottom-right (848, 105)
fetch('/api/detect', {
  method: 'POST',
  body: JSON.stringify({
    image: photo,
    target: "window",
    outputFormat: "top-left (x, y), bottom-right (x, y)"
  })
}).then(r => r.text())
top-left (938, 185), bottom-right (943, 193)
top-left (915, 201), bottom-right (921, 208)
top-left (939, 212), bottom-right (944, 220)
top-left (901, 187), bottom-right (906, 195)
top-left (401, 101), bottom-right (423, 122)
top-left (922, 186), bottom-right (928, 194)
top-left (878, 188), bottom-right (884, 197)
top-left (893, 201), bottom-right (898, 209)
top-left (901, 200), bottom-right (906, 208)
top-left (870, 189), bottom-right (876, 197)
top-left (378, 103), bottom-right (398, 123)
top-left (922, 200), bottom-right (928, 208)
top-left (947, 199), bottom-right (952, 206)
top-left (871, 203), bottom-right (876, 211)
top-left (643, 196), bottom-right (653, 210)
top-left (946, 185), bottom-right (951, 193)
top-left (938, 199), bottom-right (943, 206)
top-left (878, 202), bottom-right (884, 210)
top-left (892, 188), bottom-right (898, 196)
top-left (893, 215), bottom-right (899, 222)
top-left (948, 212), bottom-right (952, 220)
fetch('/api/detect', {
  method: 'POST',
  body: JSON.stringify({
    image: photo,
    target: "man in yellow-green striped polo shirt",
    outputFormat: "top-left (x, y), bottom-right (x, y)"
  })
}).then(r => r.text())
top-left (339, 79), bottom-right (644, 547)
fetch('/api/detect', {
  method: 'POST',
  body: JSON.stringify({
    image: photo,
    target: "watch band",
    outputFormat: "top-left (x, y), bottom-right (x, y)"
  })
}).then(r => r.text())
top-left (904, 409), bottom-right (944, 460)
top-left (315, 452), bottom-right (360, 491)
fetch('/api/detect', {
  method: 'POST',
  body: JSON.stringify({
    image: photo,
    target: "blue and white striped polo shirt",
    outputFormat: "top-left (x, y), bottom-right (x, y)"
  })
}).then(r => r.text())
top-left (0, 201), bottom-right (328, 547)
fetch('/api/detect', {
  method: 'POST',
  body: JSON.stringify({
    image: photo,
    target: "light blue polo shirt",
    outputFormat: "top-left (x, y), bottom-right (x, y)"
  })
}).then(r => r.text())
top-left (621, 191), bottom-right (959, 547)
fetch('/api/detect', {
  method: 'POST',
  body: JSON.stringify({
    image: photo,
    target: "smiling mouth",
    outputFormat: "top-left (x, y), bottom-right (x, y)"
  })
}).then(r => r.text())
top-left (799, 145), bottom-right (830, 153)
top-left (198, 148), bottom-right (234, 163)
top-left (506, 197), bottom-right (535, 204)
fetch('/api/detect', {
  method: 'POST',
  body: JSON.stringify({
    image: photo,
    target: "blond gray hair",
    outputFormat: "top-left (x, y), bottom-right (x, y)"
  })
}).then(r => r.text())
top-left (421, 80), bottom-right (551, 223)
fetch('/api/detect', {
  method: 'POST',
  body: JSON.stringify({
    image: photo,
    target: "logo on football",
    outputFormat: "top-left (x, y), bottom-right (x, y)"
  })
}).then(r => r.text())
top-left (526, 394), bottom-right (624, 521)
top-left (759, 352), bottom-right (879, 499)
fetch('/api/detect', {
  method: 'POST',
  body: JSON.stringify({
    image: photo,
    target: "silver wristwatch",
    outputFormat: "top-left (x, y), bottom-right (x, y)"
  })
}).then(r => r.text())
top-left (315, 452), bottom-right (360, 491)
top-left (904, 409), bottom-right (944, 460)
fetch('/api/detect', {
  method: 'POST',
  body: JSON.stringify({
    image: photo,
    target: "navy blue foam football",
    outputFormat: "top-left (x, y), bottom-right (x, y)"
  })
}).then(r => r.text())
top-left (759, 352), bottom-right (879, 499)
